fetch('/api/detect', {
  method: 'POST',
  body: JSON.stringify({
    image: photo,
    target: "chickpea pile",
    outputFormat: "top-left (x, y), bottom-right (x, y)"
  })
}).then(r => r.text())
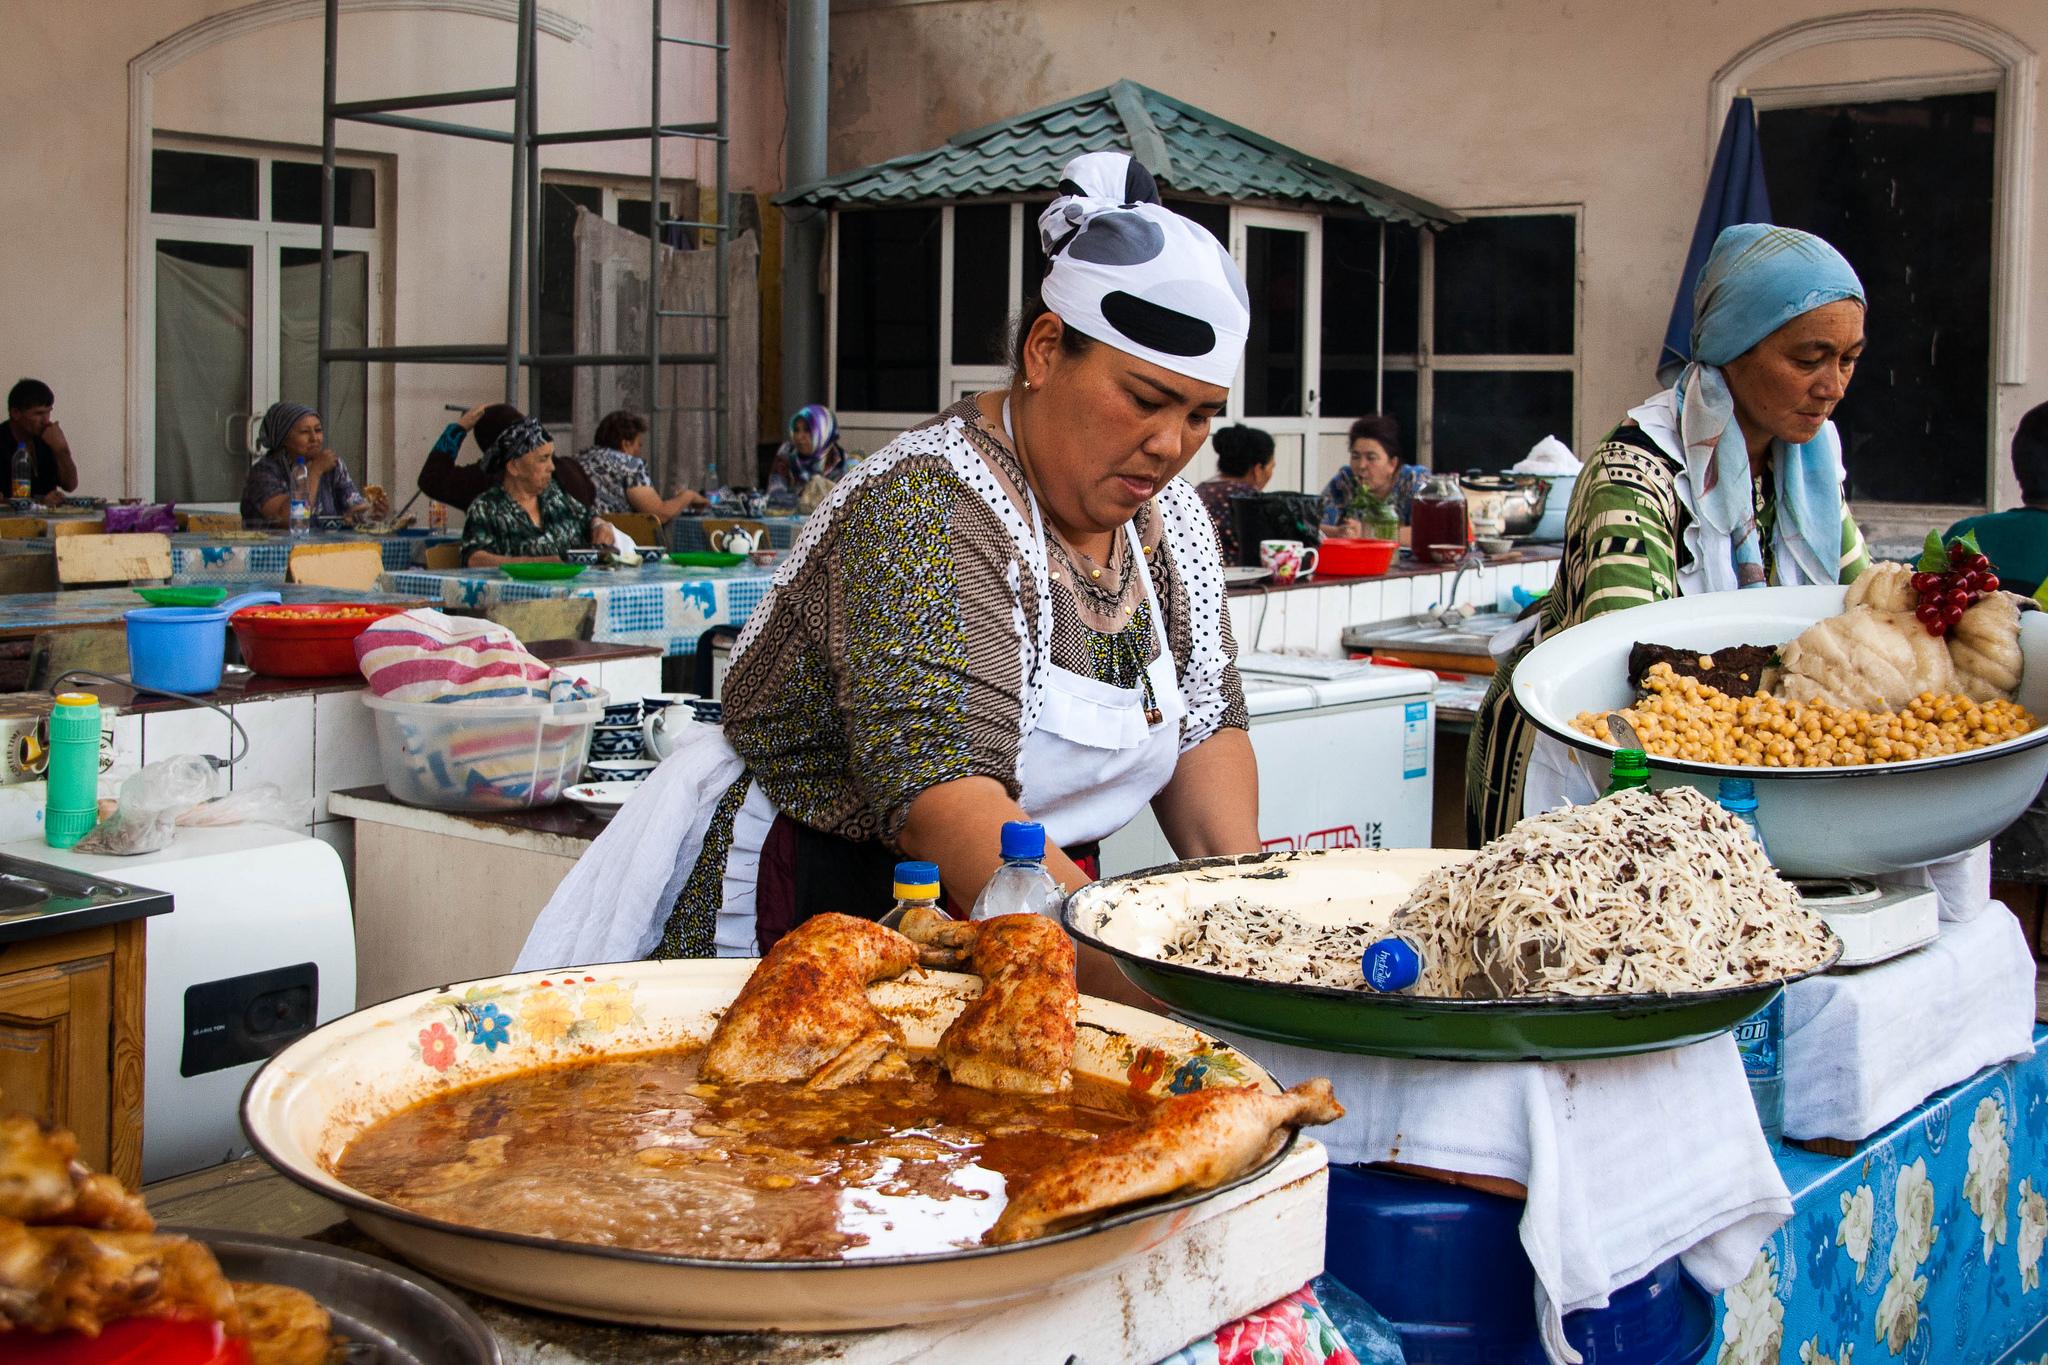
top-left (1571, 663), bottom-right (2036, 768)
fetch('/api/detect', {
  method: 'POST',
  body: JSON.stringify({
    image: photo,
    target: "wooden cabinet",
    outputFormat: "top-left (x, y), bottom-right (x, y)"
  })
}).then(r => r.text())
top-left (0, 920), bottom-right (147, 1184)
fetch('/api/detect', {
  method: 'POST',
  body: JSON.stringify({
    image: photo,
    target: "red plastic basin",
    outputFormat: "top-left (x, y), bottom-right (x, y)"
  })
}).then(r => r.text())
top-left (1317, 537), bottom-right (1398, 577)
top-left (229, 602), bottom-right (408, 678)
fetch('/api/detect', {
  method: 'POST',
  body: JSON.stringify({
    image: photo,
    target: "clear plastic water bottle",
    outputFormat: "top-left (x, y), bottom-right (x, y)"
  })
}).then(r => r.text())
top-left (11, 440), bottom-right (31, 501)
top-left (888, 861), bottom-right (941, 922)
top-left (289, 457), bottom-right (312, 535)
top-left (1719, 776), bottom-right (1784, 1142)
top-left (969, 821), bottom-right (1063, 920)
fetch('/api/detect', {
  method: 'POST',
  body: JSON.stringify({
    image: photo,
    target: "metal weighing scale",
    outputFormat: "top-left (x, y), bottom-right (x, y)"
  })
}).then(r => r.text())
top-left (1791, 876), bottom-right (1940, 967)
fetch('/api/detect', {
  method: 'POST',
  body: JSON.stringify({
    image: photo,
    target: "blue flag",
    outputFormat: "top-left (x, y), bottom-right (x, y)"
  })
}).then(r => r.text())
top-left (1658, 97), bottom-right (1773, 385)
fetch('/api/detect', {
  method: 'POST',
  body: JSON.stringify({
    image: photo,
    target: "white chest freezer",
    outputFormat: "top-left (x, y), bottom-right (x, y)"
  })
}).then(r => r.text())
top-left (1098, 653), bottom-right (1435, 877)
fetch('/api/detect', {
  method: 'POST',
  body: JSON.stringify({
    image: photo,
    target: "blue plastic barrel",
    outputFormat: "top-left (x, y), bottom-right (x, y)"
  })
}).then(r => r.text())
top-left (1325, 1164), bottom-right (1712, 1365)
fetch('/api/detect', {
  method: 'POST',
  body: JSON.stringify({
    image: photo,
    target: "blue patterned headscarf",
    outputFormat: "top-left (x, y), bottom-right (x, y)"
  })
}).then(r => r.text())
top-left (483, 417), bottom-right (552, 479)
top-left (779, 405), bottom-right (843, 484)
top-left (1674, 224), bottom-right (1864, 590)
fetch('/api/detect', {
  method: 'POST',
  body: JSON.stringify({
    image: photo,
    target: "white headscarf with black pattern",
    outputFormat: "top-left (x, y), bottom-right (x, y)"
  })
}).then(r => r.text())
top-left (1037, 151), bottom-right (1250, 389)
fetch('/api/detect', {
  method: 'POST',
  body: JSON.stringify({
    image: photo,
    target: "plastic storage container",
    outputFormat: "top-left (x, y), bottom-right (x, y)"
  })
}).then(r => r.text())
top-left (1325, 1164), bottom-right (1713, 1365)
top-left (1317, 537), bottom-right (1399, 577)
top-left (363, 689), bottom-right (607, 811)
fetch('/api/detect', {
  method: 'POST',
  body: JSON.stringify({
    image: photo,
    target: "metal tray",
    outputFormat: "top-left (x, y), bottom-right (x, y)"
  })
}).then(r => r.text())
top-left (165, 1227), bottom-right (499, 1365)
top-left (1064, 851), bottom-right (1842, 1063)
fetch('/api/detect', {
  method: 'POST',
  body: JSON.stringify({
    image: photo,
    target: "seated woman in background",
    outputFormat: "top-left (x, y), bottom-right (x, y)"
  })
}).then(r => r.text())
top-left (577, 410), bottom-right (709, 522)
top-left (458, 412), bottom-right (618, 566)
top-left (766, 404), bottom-right (846, 501)
top-left (1945, 401), bottom-right (2048, 599)
top-left (1322, 415), bottom-right (1426, 539)
top-left (240, 402), bottom-right (383, 527)
top-left (1194, 423), bottom-right (1275, 565)
top-left (420, 403), bottom-right (600, 511)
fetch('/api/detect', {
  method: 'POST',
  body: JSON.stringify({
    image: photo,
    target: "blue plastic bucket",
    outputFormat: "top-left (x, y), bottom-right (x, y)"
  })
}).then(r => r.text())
top-left (124, 591), bottom-right (280, 694)
top-left (1325, 1165), bottom-right (1712, 1365)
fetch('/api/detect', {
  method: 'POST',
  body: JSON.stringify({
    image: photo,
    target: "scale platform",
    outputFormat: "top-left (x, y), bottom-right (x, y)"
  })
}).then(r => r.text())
top-left (1795, 877), bottom-right (1939, 967)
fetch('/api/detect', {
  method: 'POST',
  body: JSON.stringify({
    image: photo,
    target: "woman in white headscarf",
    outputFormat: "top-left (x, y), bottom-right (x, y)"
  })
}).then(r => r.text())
top-left (520, 152), bottom-right (1258, 990)
top-left (1468, 224), bottom-right (1873, 841)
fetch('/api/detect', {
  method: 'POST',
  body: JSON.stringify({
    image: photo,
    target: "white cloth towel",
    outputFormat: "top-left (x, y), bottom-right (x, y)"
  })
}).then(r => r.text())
top-left (1895, 840), bottom-right (1993, 922)
top-left (1784, 903), bottom-right (2036, 1141)
top-left (1209, 1029), bottom-right (1788, 1365)
top-left (513, 720), bottom-right (744, 971)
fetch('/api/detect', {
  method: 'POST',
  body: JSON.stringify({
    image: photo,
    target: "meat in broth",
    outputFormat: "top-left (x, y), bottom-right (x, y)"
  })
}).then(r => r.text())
top-left (334, 1048), bottom-right (1145, 1260)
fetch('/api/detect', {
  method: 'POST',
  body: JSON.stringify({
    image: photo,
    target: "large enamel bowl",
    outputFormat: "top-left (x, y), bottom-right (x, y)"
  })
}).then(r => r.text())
top-left (241, 959), bottom-right (1304, 1332)
top-left (1511, 585), bottom-right (2048, 876)
top-left (1066, 848), bottom-right (1838, 1061)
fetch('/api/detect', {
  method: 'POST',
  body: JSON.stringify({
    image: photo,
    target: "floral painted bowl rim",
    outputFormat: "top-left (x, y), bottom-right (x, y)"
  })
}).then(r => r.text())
top-left (241, 958), bottom-right (1296, 1274)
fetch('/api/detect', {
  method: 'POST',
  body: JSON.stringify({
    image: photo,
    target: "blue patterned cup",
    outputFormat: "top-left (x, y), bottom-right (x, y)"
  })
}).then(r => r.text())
top-left (586, 757), bottom-right (657, 783)
top-left (602, 700), bottom-right (642, 726)
top-left (590, 725), bottom-right (645, 759)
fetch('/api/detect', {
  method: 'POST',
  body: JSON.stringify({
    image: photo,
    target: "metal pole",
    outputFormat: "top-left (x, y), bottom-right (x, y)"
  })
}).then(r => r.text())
top-left (781, 0), bottom-right (828, 429)
top-left (712, 0), bottom-right (728, 488)
top-left (504, 0), bottom-right (535, 403)
top-left (525, 7), bottom-right (542, 415)
top-left (1375, 221), bottom-right (1386, 413)
top-left (318, 0), bottom-right (339, 427)
top-left (647, 0), bottom-right (662, 478)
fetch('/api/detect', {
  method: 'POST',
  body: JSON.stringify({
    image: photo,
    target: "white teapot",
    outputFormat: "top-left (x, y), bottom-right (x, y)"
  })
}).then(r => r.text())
top-left (711, 526), bottom-right (764, 554)
top-left (640, 694), bottom-right (699, 761)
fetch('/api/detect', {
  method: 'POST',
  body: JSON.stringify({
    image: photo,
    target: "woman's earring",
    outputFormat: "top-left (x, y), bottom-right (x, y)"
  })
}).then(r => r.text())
top-left (1022, 379), bottom-right (1032, 391)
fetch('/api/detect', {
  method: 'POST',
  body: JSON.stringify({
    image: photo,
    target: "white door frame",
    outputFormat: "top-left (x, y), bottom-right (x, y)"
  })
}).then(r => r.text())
top-left (1229, 207), bottom-right (1325, 492)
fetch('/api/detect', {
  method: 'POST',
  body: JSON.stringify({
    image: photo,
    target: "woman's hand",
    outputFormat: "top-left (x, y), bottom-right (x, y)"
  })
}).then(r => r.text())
top-left (457, 403), bottom-right (489, 431)
top-left (589, 519), bottom-right (618, 549)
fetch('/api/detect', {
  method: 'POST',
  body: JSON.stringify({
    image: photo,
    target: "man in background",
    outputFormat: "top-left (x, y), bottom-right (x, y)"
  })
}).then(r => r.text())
top-left (5, 379), bottom-right (80, 505)
top-left (1946, 402), bottom-right (2048, 599)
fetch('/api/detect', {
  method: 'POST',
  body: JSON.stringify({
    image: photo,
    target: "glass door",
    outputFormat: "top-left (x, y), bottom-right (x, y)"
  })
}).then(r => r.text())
top-left (279, 247), bottom-right (369, 476)
top-left (154, 236), bottom-right (259, 504)
top-left (1227, 209), bottom-right (1322, 492)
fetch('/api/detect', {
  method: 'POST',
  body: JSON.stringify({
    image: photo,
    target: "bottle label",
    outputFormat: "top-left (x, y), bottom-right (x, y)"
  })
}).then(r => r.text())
top-left (1735, 998), bottom-right (1783, 1080)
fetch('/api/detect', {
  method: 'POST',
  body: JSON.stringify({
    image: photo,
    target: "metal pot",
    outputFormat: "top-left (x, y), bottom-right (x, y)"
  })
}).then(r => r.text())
top-left (1460, 473), bottom-right (1549, 538)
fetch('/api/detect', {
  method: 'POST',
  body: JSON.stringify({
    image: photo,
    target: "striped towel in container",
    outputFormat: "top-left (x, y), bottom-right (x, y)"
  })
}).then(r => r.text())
top-left (354, 608), bottom-right (552, 703)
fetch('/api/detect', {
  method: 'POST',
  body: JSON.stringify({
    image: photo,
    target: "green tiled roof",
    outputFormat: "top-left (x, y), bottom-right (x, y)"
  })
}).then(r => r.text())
top-left (778, 79), bottom-right (1458, 228)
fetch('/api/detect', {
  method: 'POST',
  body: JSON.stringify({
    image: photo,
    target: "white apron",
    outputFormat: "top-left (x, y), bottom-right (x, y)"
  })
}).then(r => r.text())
top-left (519, 417), bottom-right (1191, 968)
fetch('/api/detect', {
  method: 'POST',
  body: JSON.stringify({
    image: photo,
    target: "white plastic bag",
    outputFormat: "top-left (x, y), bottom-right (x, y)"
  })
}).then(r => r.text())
top-left (75, 755), bottom-right (220, 856)
top-left (177, 783), bottom-right (313, 830)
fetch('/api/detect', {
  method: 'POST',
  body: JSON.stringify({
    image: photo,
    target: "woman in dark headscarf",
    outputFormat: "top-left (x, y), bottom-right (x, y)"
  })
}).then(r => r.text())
top-left (239, 401), bottom-right (381, 526)
top-left (766, 404), bottom-right (846, 499)
top-left (457, 409), bottom-right (618, 566)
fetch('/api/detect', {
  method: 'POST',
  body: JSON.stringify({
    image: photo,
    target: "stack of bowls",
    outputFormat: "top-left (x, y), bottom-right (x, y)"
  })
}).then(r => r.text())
top-left (588, 699), bottom-right (654, 782)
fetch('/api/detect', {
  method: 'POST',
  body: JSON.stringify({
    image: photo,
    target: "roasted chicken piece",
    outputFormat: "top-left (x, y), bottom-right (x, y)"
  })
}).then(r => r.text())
top-left (0, 1115), bottom-right (153, 1232)
top-left (986, 1078), bottom-right (1344, 1244)
top-left (230, 1280), bottom-right (336, 1365)
top-left (898, 909), bottom-right (1078, 1095)
top-left (0, 1217), bottom-right (243, 1336)
top-left (703, 913), bottom-right (921, 1089)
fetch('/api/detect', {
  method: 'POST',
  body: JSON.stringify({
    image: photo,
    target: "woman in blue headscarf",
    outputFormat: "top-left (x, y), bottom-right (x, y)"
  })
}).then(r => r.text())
top-left (1466, 224), bottom-right (1874, 843)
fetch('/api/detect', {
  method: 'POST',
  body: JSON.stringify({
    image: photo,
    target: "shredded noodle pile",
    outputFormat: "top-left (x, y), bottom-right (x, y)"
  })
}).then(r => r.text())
top-left (1388, 787), bottom-right (1833, 998)
top-left (1157, 902), bottom-right (1381, 989)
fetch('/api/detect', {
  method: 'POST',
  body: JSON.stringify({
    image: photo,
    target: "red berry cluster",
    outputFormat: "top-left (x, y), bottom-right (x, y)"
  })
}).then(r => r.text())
top-left (1911, 542), bottom-right (2000, 637)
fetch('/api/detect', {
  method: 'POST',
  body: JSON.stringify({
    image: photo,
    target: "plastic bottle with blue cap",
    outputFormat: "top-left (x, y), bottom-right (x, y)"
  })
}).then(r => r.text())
top-left (1718, 776), bottom-right (1784, 1143)
top-left (1361, 935), bottom-right (1424, 994)
top-left (969, 821), bottom-right (1063, 921)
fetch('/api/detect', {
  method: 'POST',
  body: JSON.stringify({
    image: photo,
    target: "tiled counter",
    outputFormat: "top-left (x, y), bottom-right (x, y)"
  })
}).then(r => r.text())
top-left (1225, 551), bottom-right (1561, 659)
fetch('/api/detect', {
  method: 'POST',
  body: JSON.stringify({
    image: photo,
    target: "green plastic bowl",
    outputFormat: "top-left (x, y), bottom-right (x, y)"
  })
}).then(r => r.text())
top-left (498, 562), bottom-right (587, 583)
top-left (667, 551), bottom-right (747, 569)
top-left (134, 585), bottom-right (229, 608)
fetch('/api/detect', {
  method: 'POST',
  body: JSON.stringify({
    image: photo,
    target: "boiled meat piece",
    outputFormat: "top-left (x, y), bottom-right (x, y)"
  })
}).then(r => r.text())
top-left (1843, 561), bottom-right (1918, 614)
top-left (702, 913), bottom-right (921, 1089)
top-left (986, 1079), bottom-right (1344, 1244)
top-left (896, 909), bottom-right (1079, 1095)
top-left (1950, 592), bottom-right (2024, 701)
top-left (1772, 605), bottom-right (1956, 711)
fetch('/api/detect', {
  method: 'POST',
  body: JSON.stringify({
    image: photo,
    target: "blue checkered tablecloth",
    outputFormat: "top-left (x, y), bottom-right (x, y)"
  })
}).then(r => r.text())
top-left (170, 532), bottom-right (453, 584)
top-left (0, 584), bottom-right (428, 637)
top-left (378, 563), bottom-right (774, 656)
top-left (667, 515), bottom-right (806, 552)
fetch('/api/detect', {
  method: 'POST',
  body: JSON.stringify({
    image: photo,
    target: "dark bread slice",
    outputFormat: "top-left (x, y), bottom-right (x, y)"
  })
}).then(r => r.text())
top-left (1627, 642), bottom-right (1777, 699)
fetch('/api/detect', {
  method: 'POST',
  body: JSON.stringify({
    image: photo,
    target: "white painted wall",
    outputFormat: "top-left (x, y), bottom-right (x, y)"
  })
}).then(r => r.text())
top-left (0, 0), bottom-right (785, 499)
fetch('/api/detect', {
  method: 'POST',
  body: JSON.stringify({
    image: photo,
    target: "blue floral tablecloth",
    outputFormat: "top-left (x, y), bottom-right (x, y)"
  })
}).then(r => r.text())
top-left (668, 515), bottom-right (806, 552)
top-left (1708, 1024), bottom-right (2048, 1365)
top-left (378, 564), bottom-right (773, 657)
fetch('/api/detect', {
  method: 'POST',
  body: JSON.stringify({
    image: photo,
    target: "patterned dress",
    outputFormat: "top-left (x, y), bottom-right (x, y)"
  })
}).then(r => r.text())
top-left (653, 400), bottom-right (1249, 957)
top-left (1465, 423), bottom-right (1872, 844)
top-left (1195, 475), bottom-right (1258, 564)
top-left (575, 445), bottom-right (655, 515)
top-left (1321, 464), bottom-right (1427, 527)
top-left (457, 481), bottom-right (597, 564)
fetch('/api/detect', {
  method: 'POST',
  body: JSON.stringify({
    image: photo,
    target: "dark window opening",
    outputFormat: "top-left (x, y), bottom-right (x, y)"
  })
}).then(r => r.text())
top-left (152, 149), bottom-right (258, 220)
top-left (1242, 226), bottom-right (1306, 417)
top-left (951, 203), bottom-right (1011, 366)
top-left (1759, 91), bottom-right (1995, 505)
top-left (1432, 371), bottom-right (1574, 473)
top-left (1320, 215), bottom-right (1384, 416)
top-left (270, 161), bottom-right (376, 228)
top-left (836, 208), bottom-right (941, 413)
top-left (1433, 214), bottom-right (1575, 356)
